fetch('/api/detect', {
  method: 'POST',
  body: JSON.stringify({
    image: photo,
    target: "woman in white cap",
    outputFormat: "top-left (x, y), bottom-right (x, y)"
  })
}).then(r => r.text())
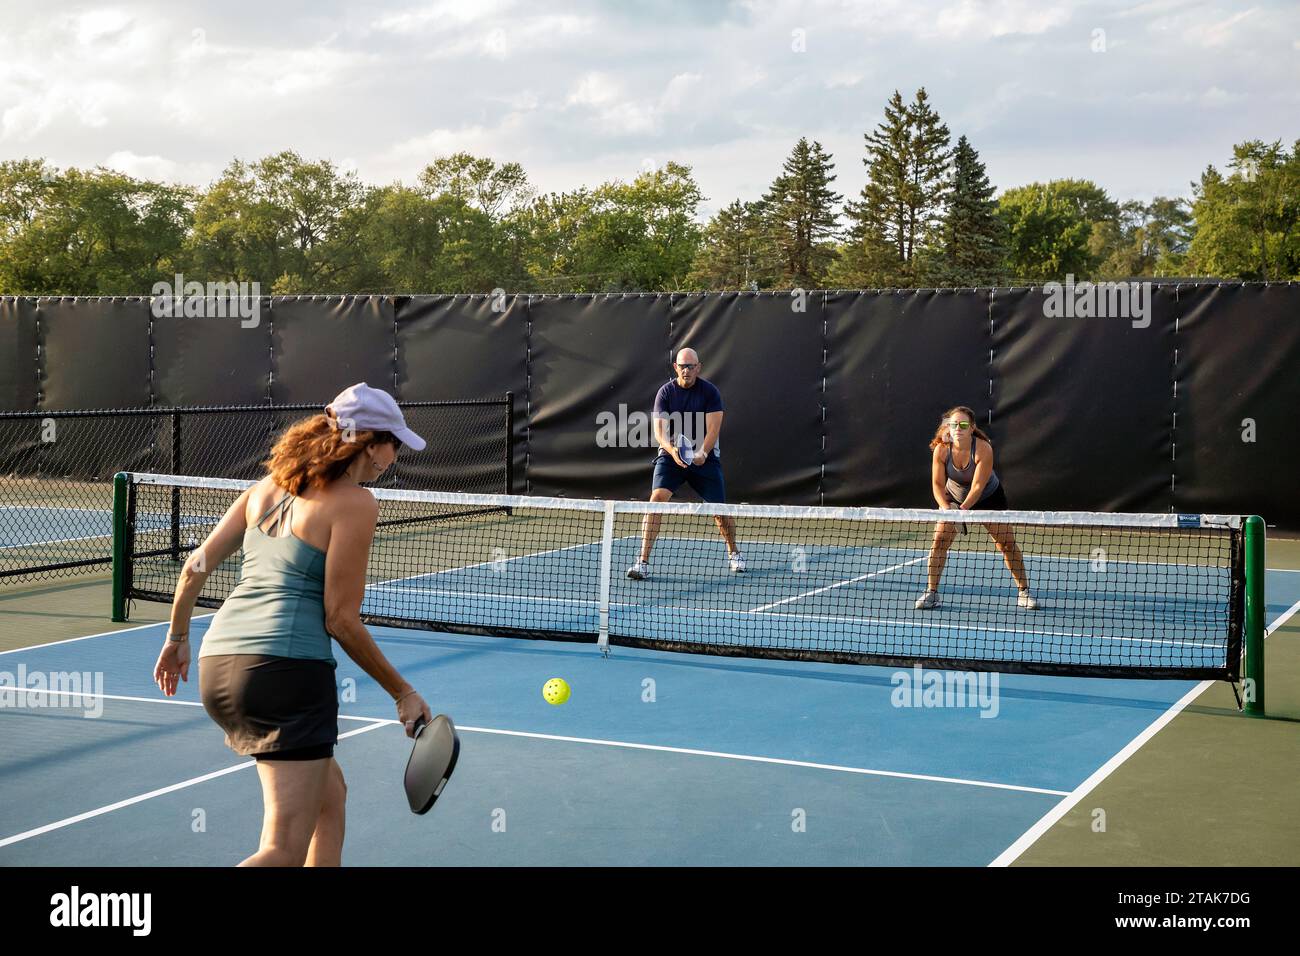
top-left (152, 383), bottom-right (433, 866)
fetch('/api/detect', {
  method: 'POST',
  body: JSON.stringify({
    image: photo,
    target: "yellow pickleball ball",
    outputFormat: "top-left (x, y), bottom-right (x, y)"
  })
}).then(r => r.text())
top-left (542, 678), bottom-right (571, 706)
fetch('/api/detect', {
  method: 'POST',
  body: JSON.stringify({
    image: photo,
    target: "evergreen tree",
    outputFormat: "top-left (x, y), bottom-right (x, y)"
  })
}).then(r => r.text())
top-left (939, 135), bottom-right (1006, 285)
top-left (841, 88), bottom-right (952, 286)
top-left (685, 199), bottom-right (776, 290)
top-left (759, 138), bottom-right (843, 287)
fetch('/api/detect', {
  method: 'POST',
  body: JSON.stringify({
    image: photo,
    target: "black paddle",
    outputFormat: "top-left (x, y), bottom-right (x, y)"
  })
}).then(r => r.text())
top-left (404, 714), bottom-right (460, 815)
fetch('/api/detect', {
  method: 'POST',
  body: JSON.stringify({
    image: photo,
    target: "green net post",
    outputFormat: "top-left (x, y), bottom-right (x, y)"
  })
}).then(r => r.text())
top-left (1243, 515), bottom-right (1266, 716)
top-left (112, 472), bottom-right (128, 622)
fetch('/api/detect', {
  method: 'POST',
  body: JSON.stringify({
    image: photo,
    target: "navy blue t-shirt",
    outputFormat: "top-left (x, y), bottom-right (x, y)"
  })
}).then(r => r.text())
top-left (653, 378), bottom-right (724, 460)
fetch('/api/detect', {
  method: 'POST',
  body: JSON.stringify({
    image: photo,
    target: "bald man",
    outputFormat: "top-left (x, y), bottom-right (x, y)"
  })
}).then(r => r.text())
top-left (627, 348), bottom-right (745, 580)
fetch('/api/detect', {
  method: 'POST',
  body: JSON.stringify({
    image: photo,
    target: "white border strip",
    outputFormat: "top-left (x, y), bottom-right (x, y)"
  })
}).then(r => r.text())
top-left (122, 473), bottom-right (1241, 528)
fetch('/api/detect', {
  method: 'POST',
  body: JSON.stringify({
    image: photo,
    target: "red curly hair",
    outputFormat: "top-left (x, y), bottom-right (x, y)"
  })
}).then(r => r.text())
top-left (264, 413), bottom-right (398, 495)
top-left (929, 405), bottom-right (992, 450)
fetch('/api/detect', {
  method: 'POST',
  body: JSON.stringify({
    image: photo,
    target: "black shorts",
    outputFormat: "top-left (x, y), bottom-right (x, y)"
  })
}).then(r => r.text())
top-left (950, 485), bottom-right (1009, 511)
top-left (970, 485), bottom-right (1008, 511)
top-left (200, 654), bottom-right (338, 760)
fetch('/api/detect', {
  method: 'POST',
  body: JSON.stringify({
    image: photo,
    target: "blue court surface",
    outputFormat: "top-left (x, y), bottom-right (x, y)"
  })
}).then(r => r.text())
top-left (0, 506), bottom-right (200, 549)
top-left (1, 561), bottom-right (1296, 867)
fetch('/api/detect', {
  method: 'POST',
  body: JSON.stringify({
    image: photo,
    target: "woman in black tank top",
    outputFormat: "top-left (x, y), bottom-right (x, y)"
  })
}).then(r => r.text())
top-left (915, 406), bottom-right (1038, 611)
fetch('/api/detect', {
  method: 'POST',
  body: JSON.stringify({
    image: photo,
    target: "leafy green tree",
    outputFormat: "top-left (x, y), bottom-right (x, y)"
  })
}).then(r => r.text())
top-left (523, 163), bottom-right (703, 292)
top-left (0, 159), bottom-right (57, 240)
top-left (419, 153), bottom-right (534, 220)
top-left (1092, 197), bottom-right (1193, 278)
top-left (1185, 140), bottom-right (1300, 280)
top-left (685, 199), bottom-right (778, 290)
top-left (997, 179), bottom-right (1118, 282)
top-left (0, 164), bottom-right (191, 294)
top-left (186, 151), bottom-right (366, 290)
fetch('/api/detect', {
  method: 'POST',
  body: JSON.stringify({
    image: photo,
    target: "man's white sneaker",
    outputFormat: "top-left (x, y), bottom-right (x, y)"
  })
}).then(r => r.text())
top-left (1018, 589), bottom-right (1039, 610)
top-left (627, 561), bottom-right (649, 581)
top-left (914, 590), bottom-right (940, 610)
top-left (729, 552), bottom-right (747, 573)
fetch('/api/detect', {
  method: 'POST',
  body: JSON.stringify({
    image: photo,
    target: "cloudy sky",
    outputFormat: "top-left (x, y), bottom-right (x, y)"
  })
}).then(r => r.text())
top-left (1, 0), bottom-right (1296, 217)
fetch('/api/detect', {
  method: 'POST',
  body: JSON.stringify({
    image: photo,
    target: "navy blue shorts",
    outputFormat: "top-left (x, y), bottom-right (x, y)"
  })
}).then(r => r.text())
top-left (652, 454), bottom-right (727, 503)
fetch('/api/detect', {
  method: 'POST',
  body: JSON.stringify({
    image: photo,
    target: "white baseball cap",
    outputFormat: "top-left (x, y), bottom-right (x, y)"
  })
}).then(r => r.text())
top-left (325, 383), bottom-right (427, 451)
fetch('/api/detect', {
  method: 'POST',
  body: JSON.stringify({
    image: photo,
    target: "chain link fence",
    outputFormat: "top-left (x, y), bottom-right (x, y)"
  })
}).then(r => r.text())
top-left (0, 398), bottom-right (512, 586)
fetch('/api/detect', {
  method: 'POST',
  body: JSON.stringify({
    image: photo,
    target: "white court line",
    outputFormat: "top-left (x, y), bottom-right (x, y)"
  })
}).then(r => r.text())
top-left (368, 585), bottom-right (1222, 650)
top-left (1266, 598), bottom-right (1300, 637)
top-left (0, 510), bottom-right (208, 550)
top-left (0, 696), bottom-right (1066, 852)
top-left (1, 530), bottom-right (115, 549)
top-left (0, 720), bottom-right (389, 850)
top-left (989, 596), bottom-right (1300, 867)
top-left (368, 585), bottom-right (597, 607)
top-left (0, 686), bottom-right (388, 722)
top-left (688, 606), bottom-right (1221, 649)
top-left (654, 535), bottom-right (1252, 573)
top-left (748, 556), bottom-right (927, 612)
top-left (460, 725), bottom-right (1069, 796)
top-left (0, 614), bottom-right (214, 658)
top-left (0, 687), bottom-right (1068, 797)
top-left (364, 535), bottom-right (636, 591)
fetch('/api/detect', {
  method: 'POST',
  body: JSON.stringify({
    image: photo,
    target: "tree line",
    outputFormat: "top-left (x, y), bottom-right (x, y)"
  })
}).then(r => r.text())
top-left (1, 88), bottom-right (1295, 294)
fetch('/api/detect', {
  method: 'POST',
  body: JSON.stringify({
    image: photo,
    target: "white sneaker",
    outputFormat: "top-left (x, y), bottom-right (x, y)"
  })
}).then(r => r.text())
top-left (1018, 589), bottom-right (1039, 610)
top-left (914, 590), bottom-right (940, 610)
top-left (626, 560), bottom-right (649, 581)
top-left (729, 552), bottom-right (747, 573)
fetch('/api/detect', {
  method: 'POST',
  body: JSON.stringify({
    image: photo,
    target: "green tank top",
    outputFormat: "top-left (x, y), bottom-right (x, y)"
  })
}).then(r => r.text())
top-left (198, 491), bottom-right (336, 665)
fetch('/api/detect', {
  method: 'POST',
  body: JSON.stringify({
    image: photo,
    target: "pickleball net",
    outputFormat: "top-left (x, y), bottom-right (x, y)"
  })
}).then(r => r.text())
top-left (113, 472), bottom-right (1249, 680)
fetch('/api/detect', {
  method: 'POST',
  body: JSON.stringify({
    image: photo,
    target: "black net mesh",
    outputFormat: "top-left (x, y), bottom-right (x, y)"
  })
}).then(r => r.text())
top-left (120, 477), bottom-right (1244, 680)
top-left (0, 400), bottom-right (511, 585)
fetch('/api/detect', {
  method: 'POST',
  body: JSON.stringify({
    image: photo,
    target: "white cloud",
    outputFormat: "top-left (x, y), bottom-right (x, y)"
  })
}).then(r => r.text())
top-left (1112, 0), bottom-right (1197, 20)
top-left (830, 0), bottom-right (1079, 41)
top-left (0, 0), bottom-right (1294, 210)
top-left (370, 0), bottom-right (514, 34)
top-left (568, 73), bottom-right (622, 108)
top-left (74, 9), bottom-right (134, 47)
top-left (382, 111), bottom-right (531, 173)
top-left (103, 150), bottom-right (217, 184)
top-left (1183, 7), bottom-right (1258, 47)
top-left (660, 73), bottom-right (704, 112)
top-left (1199, 85), bottom-right (1242, 106)
top-left (825, 72), bottom-right (865, 90)
top-left (932, 0), bottom-right (1076, 39)
top-left (225, 46), bottom-right (373, 97)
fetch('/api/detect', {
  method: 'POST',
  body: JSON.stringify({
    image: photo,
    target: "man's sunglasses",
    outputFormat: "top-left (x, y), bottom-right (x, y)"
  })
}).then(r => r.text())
top-left (676, 363), bottom-right (698, 370)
